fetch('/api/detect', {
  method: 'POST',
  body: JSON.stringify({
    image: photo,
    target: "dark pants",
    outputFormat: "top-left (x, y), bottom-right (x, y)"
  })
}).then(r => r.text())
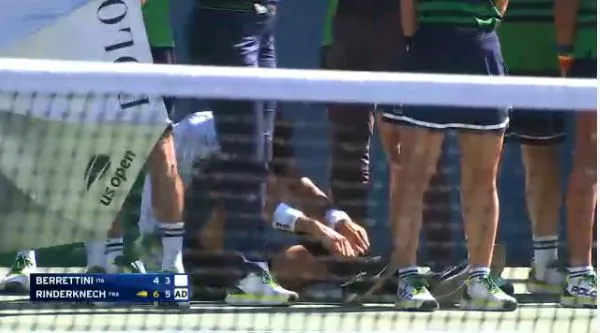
top-left (151, 47), bottom-right (176, 116)
top-left (324, 9), bottom-right (403, 224)
top-left (188, 5), bottom-right (277, 257)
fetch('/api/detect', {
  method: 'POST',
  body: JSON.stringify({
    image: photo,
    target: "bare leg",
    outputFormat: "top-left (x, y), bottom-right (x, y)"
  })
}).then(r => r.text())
top-left (384, 124), bottom-right (443, 310)
top-left (458, 131), bottom-right (504, 269)
top-left (148, 129), bottom-right (185, 272)
top-left (565, 112), bottom-right (596, 268)
top-left (389, 126), bottom-right (444, 268)
top-left (521, 144), bottom-right (562, 287)
top-left (561, 111), bottom-right (597, 308)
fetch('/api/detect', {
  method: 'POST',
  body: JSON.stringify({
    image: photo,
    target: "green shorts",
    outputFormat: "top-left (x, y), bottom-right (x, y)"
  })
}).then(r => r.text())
top-left (497, 24), bottom-right (558, 72)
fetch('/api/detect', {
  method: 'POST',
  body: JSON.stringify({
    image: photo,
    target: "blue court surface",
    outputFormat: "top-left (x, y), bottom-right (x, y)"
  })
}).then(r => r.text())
top-left (0, 268), bottom-right (595, 333)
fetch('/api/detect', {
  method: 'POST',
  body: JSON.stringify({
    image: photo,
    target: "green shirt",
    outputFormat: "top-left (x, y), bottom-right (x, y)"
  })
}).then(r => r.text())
top-left (575, 0), bottom-right (596, 58)
top-left (497, 0), bottom-right (557, 72)
top-left (142, 0), bottom-right (174, 47)
top-left (418, 0), bottom-right (502, 28)
top-left (503, 0), bottom-right (552, 23)
top-left (322, 0), bottom-right (338, 46)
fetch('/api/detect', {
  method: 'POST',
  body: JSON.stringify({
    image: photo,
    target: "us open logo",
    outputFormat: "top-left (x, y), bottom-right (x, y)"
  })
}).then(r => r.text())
top-left (83, 155), bottom-right (112, 191)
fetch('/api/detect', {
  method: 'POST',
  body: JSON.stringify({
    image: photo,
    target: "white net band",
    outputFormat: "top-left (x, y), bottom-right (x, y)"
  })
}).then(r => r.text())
top-left (0, 58), bottom-right (596, 110)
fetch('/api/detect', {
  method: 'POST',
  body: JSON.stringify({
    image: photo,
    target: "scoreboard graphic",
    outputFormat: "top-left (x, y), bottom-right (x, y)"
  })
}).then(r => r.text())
top-left (30, 273), bottom-right (190, 303)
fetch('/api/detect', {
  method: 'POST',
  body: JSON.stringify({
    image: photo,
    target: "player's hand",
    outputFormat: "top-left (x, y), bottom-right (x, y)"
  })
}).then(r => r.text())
top-left (141, 0), bottom-right (148, 5)
top-left (334, 220), bottom-right (370, 255)
top-left (315, 224), bottom-right (358, 260)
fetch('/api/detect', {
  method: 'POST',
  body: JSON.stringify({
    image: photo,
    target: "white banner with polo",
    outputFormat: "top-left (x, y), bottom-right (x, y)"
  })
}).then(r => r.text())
top-left (0, 0), bottom-right (168, 251)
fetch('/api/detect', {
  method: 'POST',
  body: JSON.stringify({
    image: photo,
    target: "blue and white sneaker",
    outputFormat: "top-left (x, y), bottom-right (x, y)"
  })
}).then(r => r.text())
top-left (395, 275), bottom-right (439, 311)
top-left (560, 272), bottom-right (597, 309)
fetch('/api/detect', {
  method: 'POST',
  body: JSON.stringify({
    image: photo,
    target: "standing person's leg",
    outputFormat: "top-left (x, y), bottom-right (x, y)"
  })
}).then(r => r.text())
top-left (561, 58), bottom-right (597, 309)
top-left (189, 3), bottom-right (297, 305)
top-left (380, 26), bottom-right (515, 312)
top-left (146, 46), bottom-right (186, 275)
top-left (505, 91), bottom-right (565, 294)
top-left (326, 10), bottom-right (402, 227)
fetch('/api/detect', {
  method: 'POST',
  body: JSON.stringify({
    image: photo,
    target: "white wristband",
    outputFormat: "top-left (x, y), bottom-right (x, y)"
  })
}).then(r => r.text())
top-left (272, 203), bottom-right (303, 232)
top-left (325, 209), bottom-right (350, 228)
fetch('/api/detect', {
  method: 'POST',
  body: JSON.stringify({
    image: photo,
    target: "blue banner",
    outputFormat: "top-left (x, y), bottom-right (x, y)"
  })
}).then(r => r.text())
top-left (30, 273), bottom-right (190, 303)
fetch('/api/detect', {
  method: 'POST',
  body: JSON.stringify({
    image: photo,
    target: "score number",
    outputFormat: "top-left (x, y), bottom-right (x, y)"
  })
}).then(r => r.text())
top-left (152, 276), bottom-right (172, 299)
top-left (153, 276), bottom-right (171, 285)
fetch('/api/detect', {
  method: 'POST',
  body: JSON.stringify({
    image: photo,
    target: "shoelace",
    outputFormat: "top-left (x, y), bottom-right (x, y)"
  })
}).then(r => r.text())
top-left (260, 270), bottom-right (282, 288)
top-left (583, 273), bottom-right (597, 287)
top-left (10, 256), bottom-right (32, 274)
top-left (404, 275), bottom-right (429, 293)
top-left (479, 274), bottom-right (502, 294)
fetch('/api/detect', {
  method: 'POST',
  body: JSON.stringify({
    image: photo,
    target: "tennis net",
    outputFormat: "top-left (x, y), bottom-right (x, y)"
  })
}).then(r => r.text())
top-left (0, 58), bottom-right (596, 333)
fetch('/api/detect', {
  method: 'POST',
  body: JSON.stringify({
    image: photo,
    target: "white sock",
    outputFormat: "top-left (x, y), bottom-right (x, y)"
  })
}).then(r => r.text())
top-left (567, 266), bottom-right (594, 279)
top-left (468, 266), bottom-right (490, 280)
top-left (105, 237), bottom-right (124, 271)
top-left (85, 240), bottom-right (106, 270)
top-left (158, 222), bottom-right (184, 272)
top-left (397, 267), bottom-right (419, 280)
top-left (532, 235), bottom-right (559, 280)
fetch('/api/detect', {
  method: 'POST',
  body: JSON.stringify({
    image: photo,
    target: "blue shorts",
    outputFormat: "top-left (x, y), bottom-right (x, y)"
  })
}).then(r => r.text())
top-left (505, 70), bottom-right (566, 145)
top-left (381, 26), bottom-right (510, 131)
top-left (570, 58), bottom-right (597, 79)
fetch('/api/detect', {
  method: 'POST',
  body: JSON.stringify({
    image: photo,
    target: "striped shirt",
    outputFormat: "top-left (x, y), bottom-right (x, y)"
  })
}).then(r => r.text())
top-left (418, 0), bottom-right (502, 28)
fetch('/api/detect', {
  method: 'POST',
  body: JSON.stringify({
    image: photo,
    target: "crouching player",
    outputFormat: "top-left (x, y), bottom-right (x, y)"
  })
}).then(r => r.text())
top-left (137, 111), bottom-right (369, 304)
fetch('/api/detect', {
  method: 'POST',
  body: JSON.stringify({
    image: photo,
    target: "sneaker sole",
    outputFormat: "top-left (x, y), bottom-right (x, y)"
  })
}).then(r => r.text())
top-left (459, 298), bottom-right (518, 312)
top-left (526, 281), bottom-right (563, 295)
top-left (224, 293), bottom-right (298, 306)
top-left (560, 296), bottom-right (596, 309)
top-left (395, 299), bottom-right (439, 312)
top-left (3, 281), bottom-right (29, 294)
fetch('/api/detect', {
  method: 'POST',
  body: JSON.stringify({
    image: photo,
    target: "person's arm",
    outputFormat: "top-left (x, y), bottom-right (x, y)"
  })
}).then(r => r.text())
top-left (279, 175), bottom-right (370, 254)
top-left (554, 0), bottom-right (579, 76)
top-left (495, 0), bottom-right (509, 16)
top-left (400, 0), bottom-right (418, 37)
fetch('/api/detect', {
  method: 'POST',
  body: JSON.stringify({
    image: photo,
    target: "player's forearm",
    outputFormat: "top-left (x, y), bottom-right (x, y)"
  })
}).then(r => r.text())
top-left (495, 0), bottom-right (509, 16)
top-left (554, 0), bottom-right (579, 47)
top-left (400, 0), bottom-right (417, 36)
top-left (283, 177), bottom-right (331, 220)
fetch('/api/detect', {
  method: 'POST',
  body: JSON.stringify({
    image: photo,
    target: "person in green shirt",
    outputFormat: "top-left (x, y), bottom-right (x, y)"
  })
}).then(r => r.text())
top-left (142, 0), bottom-right (175, 115)
top-left (555, 0), bottom-right (597, 309)
top-left (497, 0), bottom-right (566, 298)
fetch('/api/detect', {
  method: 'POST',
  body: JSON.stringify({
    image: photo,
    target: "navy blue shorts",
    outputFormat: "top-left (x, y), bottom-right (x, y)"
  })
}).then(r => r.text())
top-left (505, 70), bottom-right (566, 145)
top-left (570, 57), bottom-right (597, 79)
top-left (381, 26), bottom-right (510, 131)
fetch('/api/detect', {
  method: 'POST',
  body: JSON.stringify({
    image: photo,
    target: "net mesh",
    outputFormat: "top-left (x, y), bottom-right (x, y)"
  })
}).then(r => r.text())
top-left (0, 59), bottom-right (596, 332)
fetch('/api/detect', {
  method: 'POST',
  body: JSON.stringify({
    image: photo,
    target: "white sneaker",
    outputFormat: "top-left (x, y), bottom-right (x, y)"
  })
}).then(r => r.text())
top-left (225, 261), bottom-right (298, 306)
top-left (395, 275), bottom-right (439, 311)
top-left (460, 274), bottom-right (517, 311)
top-left (0, 250), bottom-right (37, 293)
top-left (526, 263), bottom-right (565, 294)
top-left (560, 272), bottom-right (597, 309)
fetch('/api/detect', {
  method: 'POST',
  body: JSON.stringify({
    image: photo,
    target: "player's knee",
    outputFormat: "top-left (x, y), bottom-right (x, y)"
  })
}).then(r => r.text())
top-left (271, 245), bottom-right (323, 291)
